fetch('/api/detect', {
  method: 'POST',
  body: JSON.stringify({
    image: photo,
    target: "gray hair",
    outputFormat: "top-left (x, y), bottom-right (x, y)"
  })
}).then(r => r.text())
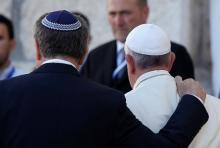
top-left (34, 13), bottom-right (89, 60)
top-left (125, 46), bottom-right (170, 69)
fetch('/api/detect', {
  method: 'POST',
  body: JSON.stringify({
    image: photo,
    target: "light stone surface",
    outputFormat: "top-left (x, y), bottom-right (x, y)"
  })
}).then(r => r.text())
top-left (0, 0), bottom-right (11, 18)
top-left (210, 0), bottom-right (220, 96)
top-left (0, 0), bottom-right (214, 94)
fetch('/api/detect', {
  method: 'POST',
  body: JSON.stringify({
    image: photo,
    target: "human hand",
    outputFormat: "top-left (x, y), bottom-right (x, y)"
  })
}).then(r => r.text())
top-left (175, 76), bottom-right (206, 102)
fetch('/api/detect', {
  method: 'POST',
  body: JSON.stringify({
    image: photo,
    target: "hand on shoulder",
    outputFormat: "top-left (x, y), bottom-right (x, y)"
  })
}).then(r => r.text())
top-left (175, 76), bottom-right (206, 102)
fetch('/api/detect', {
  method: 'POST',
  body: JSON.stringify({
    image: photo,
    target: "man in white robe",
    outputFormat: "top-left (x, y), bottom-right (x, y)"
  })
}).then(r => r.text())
top-left (125, 24), bottom-right (220, 148)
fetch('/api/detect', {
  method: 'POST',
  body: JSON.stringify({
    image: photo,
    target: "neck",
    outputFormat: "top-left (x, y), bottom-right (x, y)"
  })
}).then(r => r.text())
top-left (0, 60), bottom-right (10, 72)
top-left (42, 56), bottom-right (80, 70)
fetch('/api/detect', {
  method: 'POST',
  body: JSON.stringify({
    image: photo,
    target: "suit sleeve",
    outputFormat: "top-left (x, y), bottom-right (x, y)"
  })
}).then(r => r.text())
top-left (114, 95), bottom-right (208, 148)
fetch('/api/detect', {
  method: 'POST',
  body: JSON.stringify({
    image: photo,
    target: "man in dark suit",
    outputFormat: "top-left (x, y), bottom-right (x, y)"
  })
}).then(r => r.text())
top-left (0, 10), bottom-right (208, 148)
top-left (81, 0), bottom-right (194, 93)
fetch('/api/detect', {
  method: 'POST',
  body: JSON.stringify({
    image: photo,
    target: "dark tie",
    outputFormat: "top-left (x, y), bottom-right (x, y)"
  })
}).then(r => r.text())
top-left (112, 48), bottom-right (126, 79)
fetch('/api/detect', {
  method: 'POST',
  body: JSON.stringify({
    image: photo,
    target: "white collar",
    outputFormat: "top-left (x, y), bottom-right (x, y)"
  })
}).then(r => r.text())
top-left (134, 70), bottom-right (170, 89)
top-left (116, 40), bottom-right (125, 53)
top-left (42, 59), bottom-right (77, 69)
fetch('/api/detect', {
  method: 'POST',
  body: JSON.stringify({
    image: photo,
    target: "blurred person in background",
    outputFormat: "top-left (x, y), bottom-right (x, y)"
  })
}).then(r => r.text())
top-left (0, 14), bottom-right (24, 80)
top-left (81, 0), bottom-right (194, 93)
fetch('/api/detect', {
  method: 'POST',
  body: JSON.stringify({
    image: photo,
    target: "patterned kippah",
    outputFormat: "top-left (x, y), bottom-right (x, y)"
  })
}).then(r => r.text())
top-left (41, 10), bottom-right (81, 31)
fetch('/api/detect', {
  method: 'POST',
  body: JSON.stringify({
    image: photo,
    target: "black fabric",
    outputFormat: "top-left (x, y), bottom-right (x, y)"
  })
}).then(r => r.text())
top-left (81, 40), bottom-right (194, 93)
top-left (0, 63), bottom-right (208, 148)
top-left (170, 42), bottom-right (194, 80)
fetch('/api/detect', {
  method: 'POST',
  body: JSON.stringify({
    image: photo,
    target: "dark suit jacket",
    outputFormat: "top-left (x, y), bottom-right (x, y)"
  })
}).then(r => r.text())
top-left (81, 40), bottom-right (194, 93)
top-left (0, 63), bottom-right (207, 148)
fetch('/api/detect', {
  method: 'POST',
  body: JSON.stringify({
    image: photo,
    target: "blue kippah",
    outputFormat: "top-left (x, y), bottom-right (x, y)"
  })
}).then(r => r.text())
top-left (41, 10), bottom-right (81, 31)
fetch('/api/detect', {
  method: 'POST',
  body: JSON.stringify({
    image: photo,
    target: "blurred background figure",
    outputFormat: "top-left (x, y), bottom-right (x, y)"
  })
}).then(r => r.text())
top-left (80, 0), bottom-right (194, 93)
top-left (0, 14), bottom-right (24, 80)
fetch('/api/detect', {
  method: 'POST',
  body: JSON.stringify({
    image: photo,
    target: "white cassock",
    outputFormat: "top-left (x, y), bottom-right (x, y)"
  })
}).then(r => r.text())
top-left (126, 70), bottom-right (220, 148)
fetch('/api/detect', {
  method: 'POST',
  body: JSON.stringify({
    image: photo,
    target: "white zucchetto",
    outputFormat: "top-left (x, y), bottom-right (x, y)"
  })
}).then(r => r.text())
top-left (125, 24), bottom-right (171, 55)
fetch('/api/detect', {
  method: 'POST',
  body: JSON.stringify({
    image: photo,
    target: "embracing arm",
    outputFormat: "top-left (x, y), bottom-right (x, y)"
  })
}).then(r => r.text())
top-left (115, 77), bottom-right (208, 148)
top-left (114, 94), bottom-right (208, 148)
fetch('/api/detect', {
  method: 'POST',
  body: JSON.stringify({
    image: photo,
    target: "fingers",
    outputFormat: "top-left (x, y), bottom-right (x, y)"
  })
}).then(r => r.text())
top-left (175, 76), bottom-right (206, 102)
top-left (175, 76), bottom-right (182, 85)
top-left (175, 76), bottom-right (184, 97)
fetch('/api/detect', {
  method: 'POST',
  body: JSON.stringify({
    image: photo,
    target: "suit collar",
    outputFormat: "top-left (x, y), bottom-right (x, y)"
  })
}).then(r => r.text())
top-left (32, 63), bottom-right (80, 76)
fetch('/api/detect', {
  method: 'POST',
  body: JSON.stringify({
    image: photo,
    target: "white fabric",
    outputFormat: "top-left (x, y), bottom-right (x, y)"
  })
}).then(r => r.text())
top-left (42, 59), bottom-right (76, 69)
top-left (126, 70), bottom-right (180, 133)
top-left (189, 95), bottom-right (220, 148)
top-left (125, 24), bottom-right (171, 55)
top-left (126, 70), bottom-right (220, 148)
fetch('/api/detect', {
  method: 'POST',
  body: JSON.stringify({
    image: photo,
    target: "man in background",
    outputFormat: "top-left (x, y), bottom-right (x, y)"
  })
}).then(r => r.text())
top-left (81, 0), bottom-right (194, 93)
top-left (0, 14), bottom-right (24, 80)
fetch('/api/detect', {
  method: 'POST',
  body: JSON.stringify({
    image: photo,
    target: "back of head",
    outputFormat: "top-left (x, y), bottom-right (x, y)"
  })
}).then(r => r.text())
top-left (72, 11), bottom-right (90, 31)
top-left (0, 14), bottom-right (14, 39)
top-left (34, 10), bottom-right (89, 60)
top-left (125, 24), bottom-right (171, 69)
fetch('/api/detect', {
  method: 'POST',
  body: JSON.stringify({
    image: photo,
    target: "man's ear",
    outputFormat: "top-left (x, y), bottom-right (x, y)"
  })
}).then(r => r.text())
top-left (35, 40), bottom-right (42, 66)
top-left (167, 52), bottom-right (176, 72)
top-left (126, 54), bottom-right (136, 75)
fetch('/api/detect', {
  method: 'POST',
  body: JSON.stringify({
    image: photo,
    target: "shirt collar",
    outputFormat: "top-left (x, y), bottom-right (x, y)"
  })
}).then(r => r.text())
top-left (116, 40), bottom-right (125, 53)
top-left (134, 70), bottom-right (170, 89)
top-left (42, 59), bottom-right (77, 69)
top-left (0, 63), bottom-right (14, 80)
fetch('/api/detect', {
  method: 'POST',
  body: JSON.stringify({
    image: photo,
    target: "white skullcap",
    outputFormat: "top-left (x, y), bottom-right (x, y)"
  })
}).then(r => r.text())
top-left (125, 24), bottom-right (171, 55)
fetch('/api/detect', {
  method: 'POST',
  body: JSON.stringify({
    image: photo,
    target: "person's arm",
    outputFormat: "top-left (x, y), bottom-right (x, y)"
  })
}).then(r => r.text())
top-left (114, 95), bottom-right (207, 148)
top-left (114, 77), bottom-right (208, 148)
